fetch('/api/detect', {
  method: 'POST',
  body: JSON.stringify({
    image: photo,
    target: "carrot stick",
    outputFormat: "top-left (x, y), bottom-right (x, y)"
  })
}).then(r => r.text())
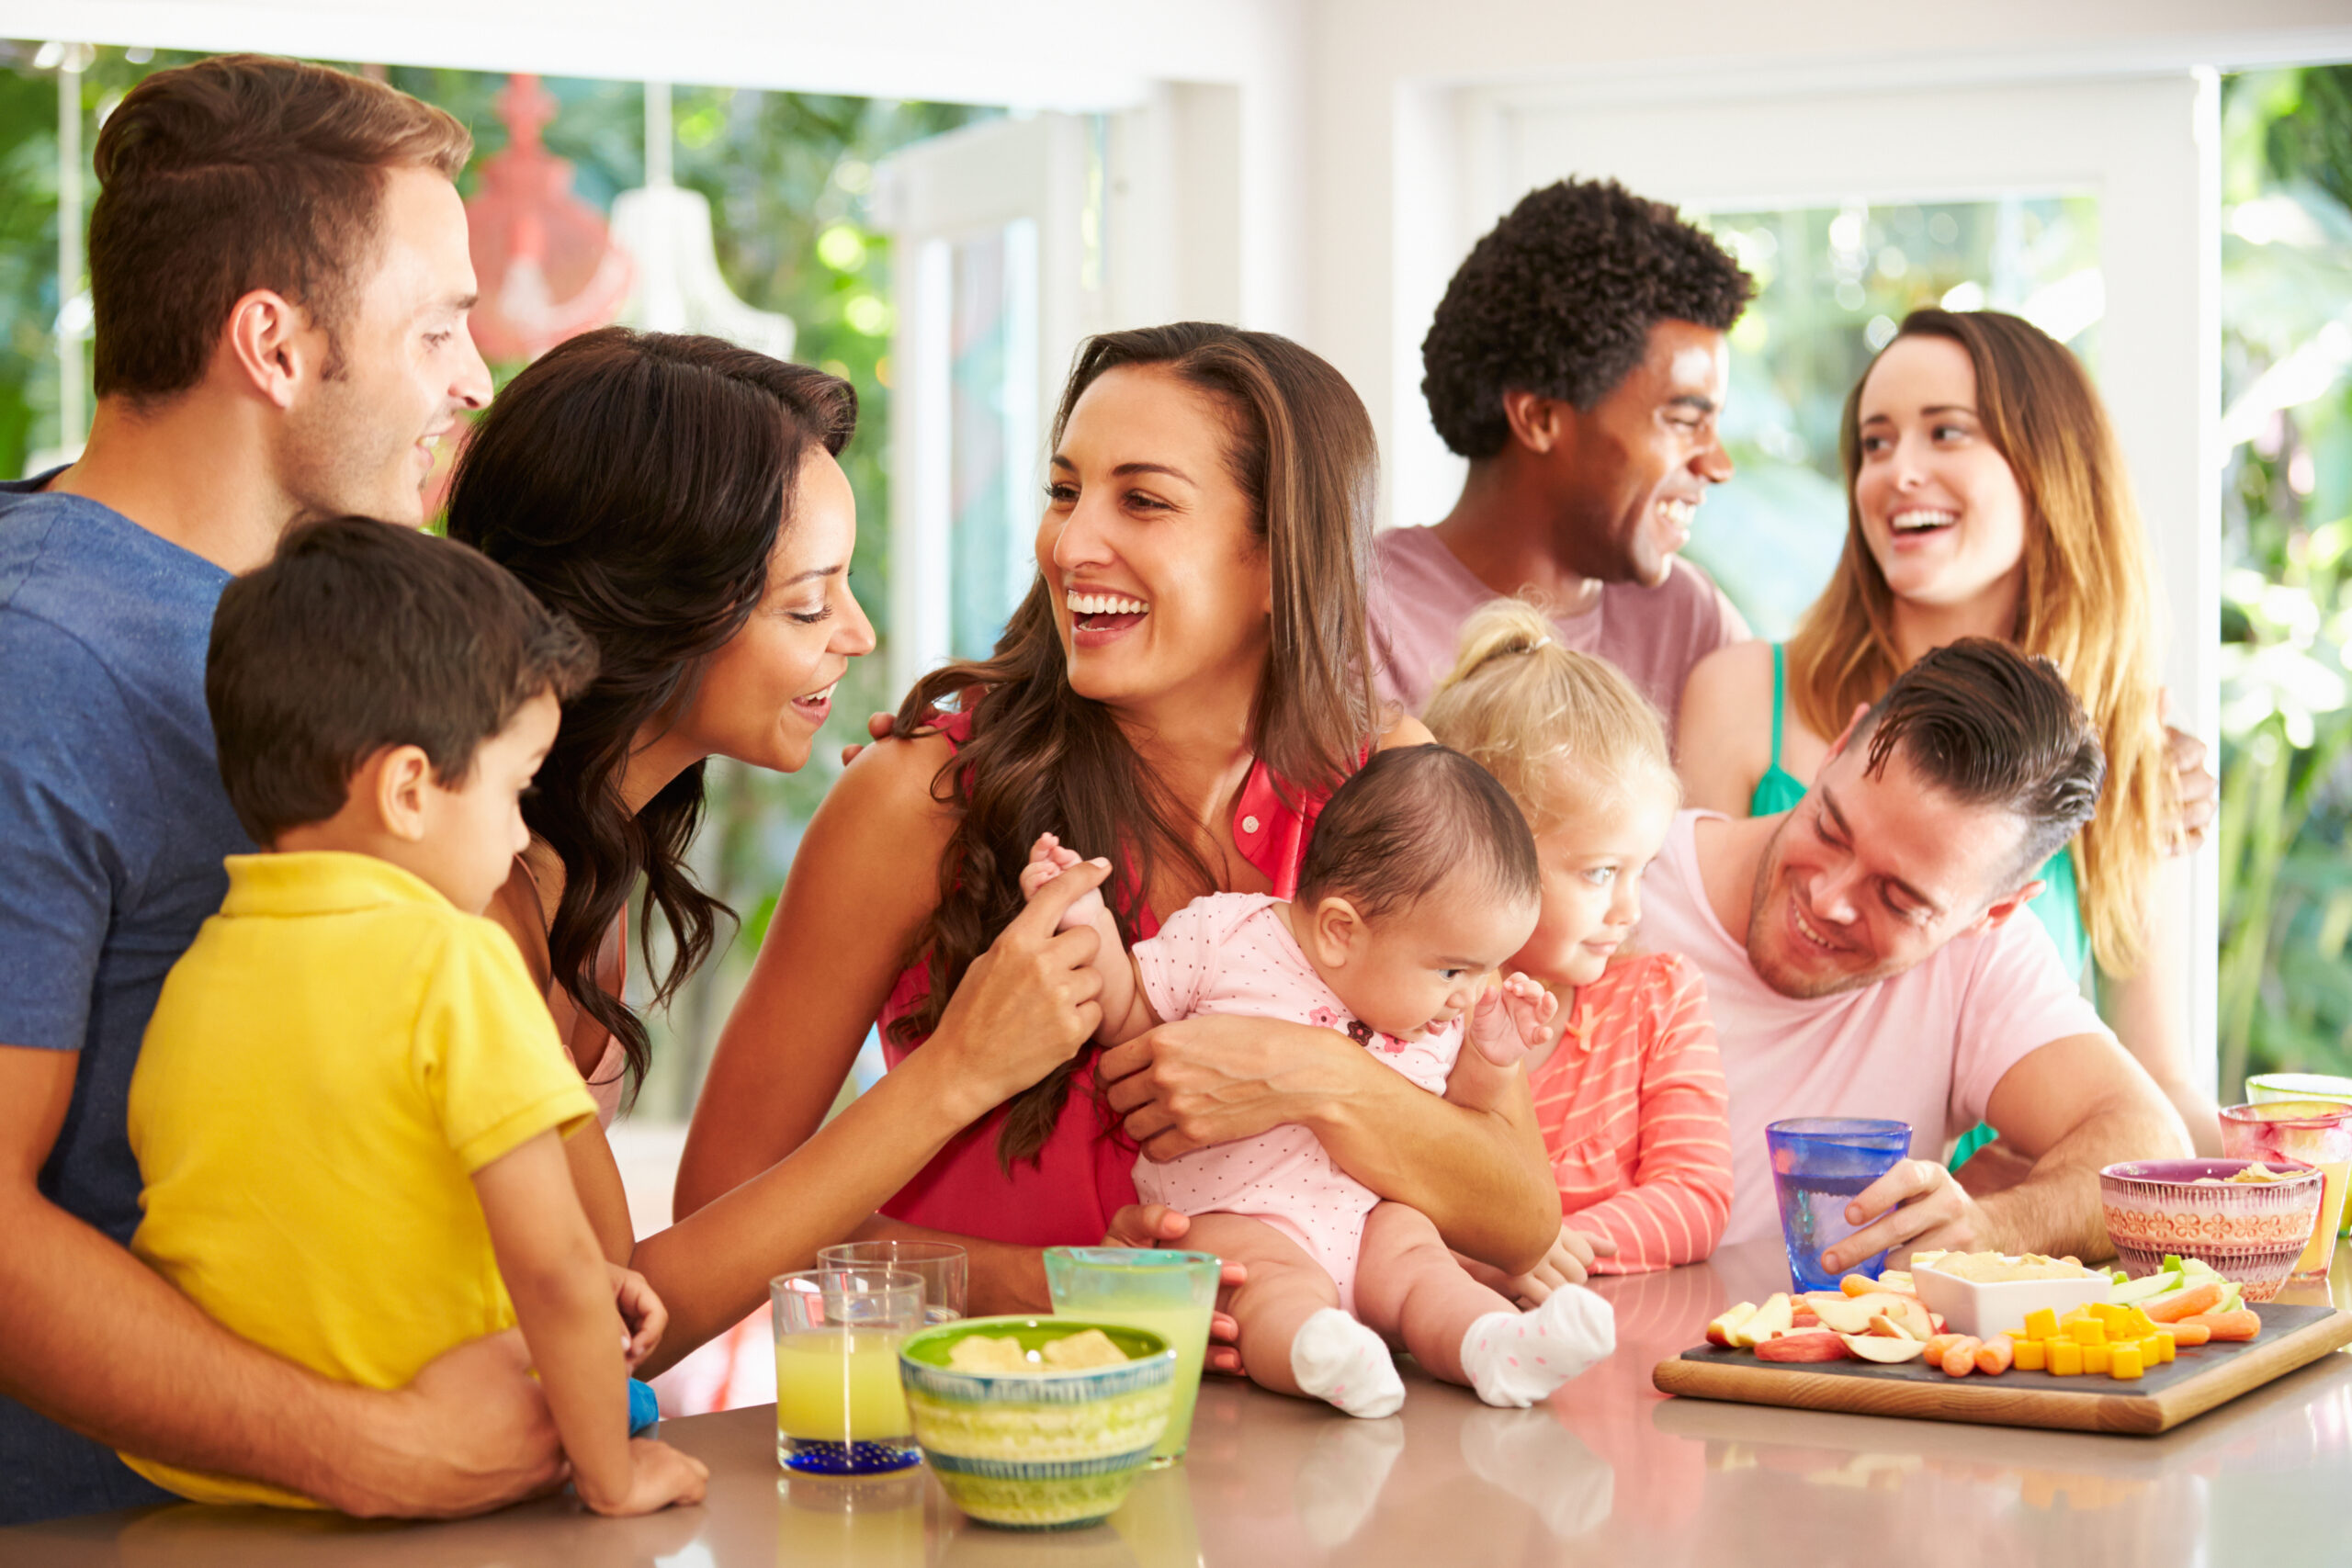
top-left (2179, 1309), bottom-right (2260, 1342)
top-left (1940, 1337), bottom-right (1982, 1376)
top-left (2145, 1283), bottom-right (2223, 1323)
top-left (2163, 1322), bottom-right (2211, 1348)
top-left (1974, 1337), bottom-right (2016, 1375)
top-left (1924, 1334), bottom-right (1969, 1363)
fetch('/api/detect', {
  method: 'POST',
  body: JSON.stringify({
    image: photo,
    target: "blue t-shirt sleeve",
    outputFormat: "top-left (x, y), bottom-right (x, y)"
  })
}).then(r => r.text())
top-left (0, 616), bottom-right (139, 1051)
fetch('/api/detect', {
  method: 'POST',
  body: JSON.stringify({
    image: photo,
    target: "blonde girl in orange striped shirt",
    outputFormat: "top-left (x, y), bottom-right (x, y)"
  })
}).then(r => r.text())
top-left (1426, 599), bottom-right (1734, 1281)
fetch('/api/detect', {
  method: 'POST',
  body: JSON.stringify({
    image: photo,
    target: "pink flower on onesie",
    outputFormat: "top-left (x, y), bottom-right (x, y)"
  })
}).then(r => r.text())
top-left (1129, 892), bottom-right (1461, 1313)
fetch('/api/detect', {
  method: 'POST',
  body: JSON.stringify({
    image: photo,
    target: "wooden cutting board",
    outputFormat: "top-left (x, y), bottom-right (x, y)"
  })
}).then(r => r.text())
top-left (1653, 1302), bottom-right (2352, 1434)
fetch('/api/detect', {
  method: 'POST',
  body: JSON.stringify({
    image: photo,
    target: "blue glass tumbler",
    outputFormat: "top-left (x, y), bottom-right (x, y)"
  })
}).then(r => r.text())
top-left (1766, 1119), bottom-right (1913, 1293)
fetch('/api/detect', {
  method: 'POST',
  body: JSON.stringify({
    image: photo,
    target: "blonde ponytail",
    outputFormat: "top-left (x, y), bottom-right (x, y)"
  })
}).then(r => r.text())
top-left (1425, 597), bottom-right (1678, 832)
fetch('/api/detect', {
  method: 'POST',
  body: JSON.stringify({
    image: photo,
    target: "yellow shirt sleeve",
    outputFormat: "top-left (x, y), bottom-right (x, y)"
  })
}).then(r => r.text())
top-left (414, 917), bottom-right (599, 1172)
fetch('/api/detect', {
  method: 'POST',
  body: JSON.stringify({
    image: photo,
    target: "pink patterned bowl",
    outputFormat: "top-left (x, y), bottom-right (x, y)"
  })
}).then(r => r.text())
top-left (2099, 1157), bottom-right (2324, 1302)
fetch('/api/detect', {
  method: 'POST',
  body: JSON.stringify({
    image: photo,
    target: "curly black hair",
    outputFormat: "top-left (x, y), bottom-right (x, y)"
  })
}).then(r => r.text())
top-left (1421, 178), bottom-right (1755, 459)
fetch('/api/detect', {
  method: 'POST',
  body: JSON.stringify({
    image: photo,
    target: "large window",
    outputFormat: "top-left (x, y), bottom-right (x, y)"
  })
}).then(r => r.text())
top-left (1683, 196), bottom-right (2103, 637)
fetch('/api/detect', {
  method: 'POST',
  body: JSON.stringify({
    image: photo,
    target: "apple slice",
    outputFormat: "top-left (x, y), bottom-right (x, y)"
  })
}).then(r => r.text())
top-left (1732, 1293), bottom-right (1793, 1348)
top-left (1756, 1330), bottom-right (1849, 1363)
top-left (1810, 1292), bottom-right (1914, 1335)
top-left (1839, 1334), bottom-right (1930, 1364)
top-left (1706, 1303), bottom-right (1758, 1347)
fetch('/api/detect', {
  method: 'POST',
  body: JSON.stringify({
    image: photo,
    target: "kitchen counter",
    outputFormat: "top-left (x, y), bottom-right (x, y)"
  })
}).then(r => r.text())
top-left (11, 1238), bottom-right (2347, 1566)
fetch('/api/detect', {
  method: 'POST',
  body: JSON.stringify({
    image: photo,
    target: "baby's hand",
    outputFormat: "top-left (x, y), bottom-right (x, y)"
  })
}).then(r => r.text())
top-left (1019, 832), bottom-right (1108, 932)
top-left (1499, 1223), bottom-right (1619, 1304)
top-left (608, 1262), bottom-right (665, 1369)
top-left (1467, 973), bottom-right (1557, 1067)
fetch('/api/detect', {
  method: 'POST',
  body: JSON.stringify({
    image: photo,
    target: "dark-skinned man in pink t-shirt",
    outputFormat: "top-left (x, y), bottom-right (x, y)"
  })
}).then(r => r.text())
top-left (1371, 178), bottom-right (1758, 735)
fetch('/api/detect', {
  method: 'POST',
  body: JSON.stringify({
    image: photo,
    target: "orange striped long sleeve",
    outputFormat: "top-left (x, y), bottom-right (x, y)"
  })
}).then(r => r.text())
top-left (1529, 952), bottom-right (1732, 1273)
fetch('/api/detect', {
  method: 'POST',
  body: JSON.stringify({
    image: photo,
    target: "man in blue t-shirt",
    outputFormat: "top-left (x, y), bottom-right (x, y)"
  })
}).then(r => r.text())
top-left (0, 56), bottom-right (532, 1524)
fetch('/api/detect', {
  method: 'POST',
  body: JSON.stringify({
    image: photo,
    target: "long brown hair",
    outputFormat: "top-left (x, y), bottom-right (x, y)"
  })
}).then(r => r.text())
top-left (447, 329), bottom-right (855, 1096)
top-left (1784, 309), bottom-right (2171, 973)
top-left (890, 322), bottom-right (1380, 1168)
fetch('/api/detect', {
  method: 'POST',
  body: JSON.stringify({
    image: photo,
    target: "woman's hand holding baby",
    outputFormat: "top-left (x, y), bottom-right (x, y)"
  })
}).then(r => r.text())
top-left (926, 856), bottom-right (1114, 1114)
top-left (1019, 832), bottom-right (1110, 933)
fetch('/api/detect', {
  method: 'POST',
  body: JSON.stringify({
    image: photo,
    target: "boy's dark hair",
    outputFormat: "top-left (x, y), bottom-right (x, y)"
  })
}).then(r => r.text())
top-left (1298, 744), bottom-right (1540, 921)
top-left (90, 54), bottom-right (470, 403)
top-left (208, 518), bottom-right (598, 844)
top-left (1420, 177), bottom-right (1755, 459)
top-left (1854, 637), bottom-right (2106, 893)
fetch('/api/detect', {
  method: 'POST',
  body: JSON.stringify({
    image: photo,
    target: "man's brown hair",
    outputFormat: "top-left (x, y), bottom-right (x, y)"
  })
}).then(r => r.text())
top-left (1854, 637), bottom-right (2106, 897)
top-left (89, 54), bottom-right (470, 401)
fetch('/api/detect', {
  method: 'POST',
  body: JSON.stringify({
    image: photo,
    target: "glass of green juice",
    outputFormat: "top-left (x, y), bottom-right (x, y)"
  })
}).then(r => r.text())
top-left (771, 1268), bottom-right (924, 1475)
top-left (2247, 1074), bottom-right (2352, 1235)
top-left (1044, 1247), bottom-right (1219, 1466)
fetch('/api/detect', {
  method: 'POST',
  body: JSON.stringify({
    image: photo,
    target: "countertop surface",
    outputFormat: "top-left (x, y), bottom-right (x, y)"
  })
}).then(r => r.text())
top-left (10, 1237), bottom-right (2348, 1567)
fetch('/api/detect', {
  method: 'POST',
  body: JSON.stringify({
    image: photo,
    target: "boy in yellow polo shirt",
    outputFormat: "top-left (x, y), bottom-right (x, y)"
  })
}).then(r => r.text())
top-left (120, 518), bottom-right (706, 1516)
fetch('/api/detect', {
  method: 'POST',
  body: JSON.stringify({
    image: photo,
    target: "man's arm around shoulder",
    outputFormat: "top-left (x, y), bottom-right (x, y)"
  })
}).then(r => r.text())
top-left (0, 1045), bottom-right (564, 1518)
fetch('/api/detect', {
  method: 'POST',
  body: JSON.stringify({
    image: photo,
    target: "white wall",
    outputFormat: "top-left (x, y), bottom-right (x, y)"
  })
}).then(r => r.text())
top-left (9, 0), bottom-right (1312, 334)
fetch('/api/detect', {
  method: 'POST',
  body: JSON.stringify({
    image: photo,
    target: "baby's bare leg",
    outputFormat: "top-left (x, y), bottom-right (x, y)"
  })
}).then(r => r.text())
top-left (1352, 1202), bottom-right (1513, 1383)
top-left (1180, 1213), bottom-right (1339, 1397)
top-left (1355, 1202), bottom-right (1615, 1407)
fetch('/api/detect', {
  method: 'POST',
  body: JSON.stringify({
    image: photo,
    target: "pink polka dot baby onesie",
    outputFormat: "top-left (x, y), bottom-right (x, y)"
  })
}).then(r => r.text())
top-left (1129, 892), bottom-right (1460, 1312)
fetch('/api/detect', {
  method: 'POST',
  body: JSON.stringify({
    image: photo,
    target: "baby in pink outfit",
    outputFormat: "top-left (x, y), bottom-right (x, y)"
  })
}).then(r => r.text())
top-left (1022, 745), bottom-right (1616, 1416)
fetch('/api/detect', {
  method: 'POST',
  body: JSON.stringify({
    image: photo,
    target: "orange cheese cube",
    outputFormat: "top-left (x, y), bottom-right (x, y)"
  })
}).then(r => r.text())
top-left (2047, 1338), bottom-right (2084, 1376)
top-left (2083, 1342), bottom-right (2112, 1375)
top-left (2110, 1344), bottom-right (2144, 1379)
top-left (2013, 1337), bottom-right (2048, 1371)
top-left (2069, 1317), bottom-right (2108, 1348)
top-left (2022, 1308), bottom-right (2059, 1342)
top-left (2144, 1332), bottom-right (2175, 1365)
top-left (2120, 1307), bottom-right (2158, 1339)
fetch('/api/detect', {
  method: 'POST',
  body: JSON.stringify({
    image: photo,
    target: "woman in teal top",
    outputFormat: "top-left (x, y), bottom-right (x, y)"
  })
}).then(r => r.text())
top-left (1679, 308), bottom-right (2220, 1161)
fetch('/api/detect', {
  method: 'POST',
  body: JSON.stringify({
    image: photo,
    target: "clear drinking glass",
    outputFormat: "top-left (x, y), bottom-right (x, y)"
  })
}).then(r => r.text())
top-left (1044, 1247), bottom-right (1220, 1466)
top-left (2245, 1074), bottom-right (2352, 1235)
top-left (771, 1268), bottom-right (924, 1475)
top-left (818, 1240), bottom-right (968, 1325)
top-left (1766, 1119), bottom-right (1913, 1293)
top-left (2220, 1100), bottom-right (2352, 1284)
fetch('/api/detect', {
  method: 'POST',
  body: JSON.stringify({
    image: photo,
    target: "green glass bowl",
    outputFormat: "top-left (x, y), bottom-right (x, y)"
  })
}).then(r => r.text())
top-left (898, 1316), bottom-right (1174, 1530)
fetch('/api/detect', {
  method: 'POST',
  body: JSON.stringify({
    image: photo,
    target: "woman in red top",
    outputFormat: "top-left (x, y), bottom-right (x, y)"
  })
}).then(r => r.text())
top-left (680, 323), bottom-right (1562, 1314)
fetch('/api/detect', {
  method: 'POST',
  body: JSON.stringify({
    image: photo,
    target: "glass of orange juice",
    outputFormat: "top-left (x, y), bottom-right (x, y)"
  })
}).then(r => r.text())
top-left (771, 1268), bottom-right (924, 1474)
top-left (2220, 1101), bottom-right (2352, 1285)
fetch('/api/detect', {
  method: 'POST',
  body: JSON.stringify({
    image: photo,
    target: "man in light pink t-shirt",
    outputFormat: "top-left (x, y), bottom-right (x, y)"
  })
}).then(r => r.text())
top-left (1372, 179), bottom-right (1754, 732)
top-left (1636, 640), bottom-right (2189, 1265)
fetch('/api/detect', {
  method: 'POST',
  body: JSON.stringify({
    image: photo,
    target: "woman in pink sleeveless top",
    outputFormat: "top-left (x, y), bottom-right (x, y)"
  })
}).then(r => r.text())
top-left (680, 324), bottom-right (1563, 1315)
top-left (450, 330), bottom-right (1113, 1371)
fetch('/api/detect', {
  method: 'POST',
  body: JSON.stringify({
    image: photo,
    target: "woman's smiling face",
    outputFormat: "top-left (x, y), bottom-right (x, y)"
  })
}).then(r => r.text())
top-left (1852, 333), bottom-right (2030, 617)
top-left (1036, 365), bottom-right (1272, 714)
top-left (669, 447), bottom-right (875, 774)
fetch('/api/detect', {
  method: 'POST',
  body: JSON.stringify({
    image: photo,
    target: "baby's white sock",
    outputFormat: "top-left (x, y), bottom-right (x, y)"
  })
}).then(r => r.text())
top-left (1290, 1307), bottom-right (1405, 1418)
top-left (1457, 1284), bottom-right (1616, 1408)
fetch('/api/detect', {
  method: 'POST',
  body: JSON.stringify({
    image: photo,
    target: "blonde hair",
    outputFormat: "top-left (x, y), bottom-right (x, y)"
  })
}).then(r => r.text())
top-left (1785, 309), bottom-right (2172, 976)
top-left (1423, 598), bottom-right (1679, 832)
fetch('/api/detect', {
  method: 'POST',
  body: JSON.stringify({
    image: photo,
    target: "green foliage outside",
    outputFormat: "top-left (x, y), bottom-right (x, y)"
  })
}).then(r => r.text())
top-left (2216, 66), bottom-right (2352, 1099)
